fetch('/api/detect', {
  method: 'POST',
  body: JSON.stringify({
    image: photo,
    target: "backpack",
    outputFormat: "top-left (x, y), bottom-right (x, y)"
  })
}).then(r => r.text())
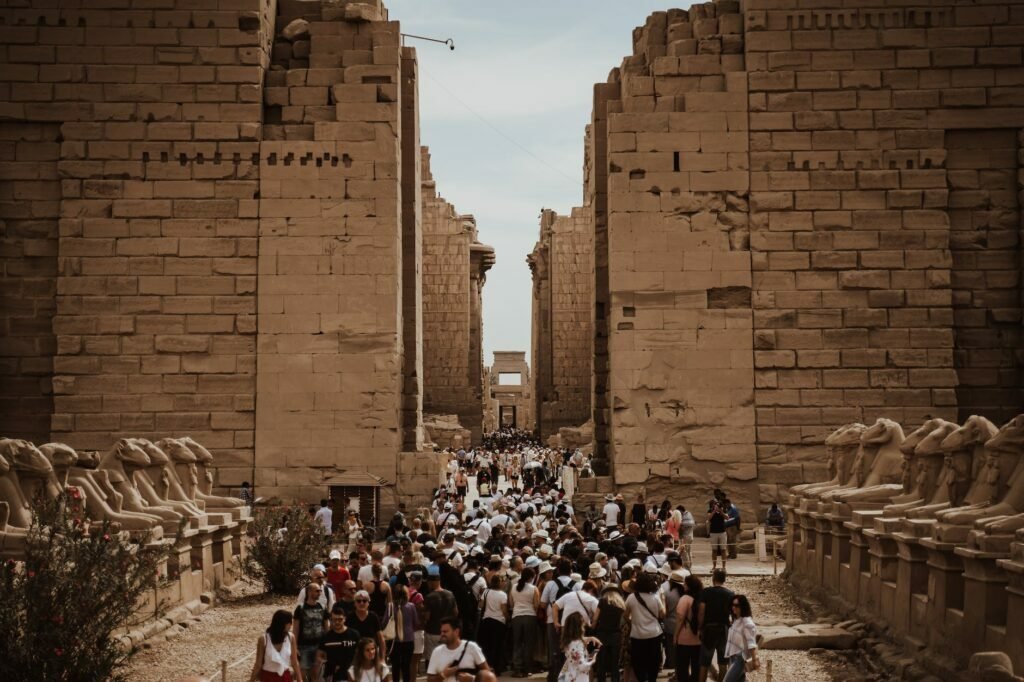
top-left (554, 577), bottom-right (577, 601)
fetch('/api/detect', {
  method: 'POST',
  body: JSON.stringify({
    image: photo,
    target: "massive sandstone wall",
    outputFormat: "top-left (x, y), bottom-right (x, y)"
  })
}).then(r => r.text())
top-left (0, 0), bottom-right (276, 468)
top-left (0, 0), bottom-right (450, 504)
top-left (420, 148), bottom-right (491, 443)
top-left (530, 207), bottom-right (594, 441)
top-left (585, 0), bottom-right (1024, 513)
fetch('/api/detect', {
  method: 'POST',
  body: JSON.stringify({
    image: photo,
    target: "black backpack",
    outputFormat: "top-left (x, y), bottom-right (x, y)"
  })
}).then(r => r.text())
top-left (554, 577), bottom-right (577, 601)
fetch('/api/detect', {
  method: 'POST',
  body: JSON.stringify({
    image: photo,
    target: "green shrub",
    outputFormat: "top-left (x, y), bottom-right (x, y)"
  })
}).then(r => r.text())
top-left (0, 497), bottom-right (169, 682)
top-left (242, 505), bottom-right (331, 594)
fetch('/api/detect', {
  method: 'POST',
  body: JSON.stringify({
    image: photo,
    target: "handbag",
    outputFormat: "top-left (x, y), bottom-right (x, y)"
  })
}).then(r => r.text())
top-left (382, 603), bottom-right (396, 640)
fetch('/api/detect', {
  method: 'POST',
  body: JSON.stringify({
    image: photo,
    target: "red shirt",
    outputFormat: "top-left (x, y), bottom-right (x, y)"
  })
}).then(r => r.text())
top-left (325, 566), bottom-right (351, 595)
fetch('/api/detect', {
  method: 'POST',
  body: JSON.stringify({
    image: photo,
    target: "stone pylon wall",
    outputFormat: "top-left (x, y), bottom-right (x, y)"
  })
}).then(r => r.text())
top-left (745, 0), bottom-right (1023, 501)
top-left (0, 0), bottom-right (451, 505)
top-left (593, 2), bottom-right (759, 508)
top-left (583, 0), bottom-right (1024, 513)
top-left (0, 1), bottom-right (276, 466)
top-left (530, 207), bottom-right (594, 441)
top-left (255, 1), bottom-right (412, 497)
top-left (420, 148), bottom-right (491, 443)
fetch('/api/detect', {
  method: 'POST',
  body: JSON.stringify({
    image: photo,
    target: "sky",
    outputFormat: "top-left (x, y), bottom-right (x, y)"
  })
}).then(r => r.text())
top-left (387, 0), bottom-right (675, 364)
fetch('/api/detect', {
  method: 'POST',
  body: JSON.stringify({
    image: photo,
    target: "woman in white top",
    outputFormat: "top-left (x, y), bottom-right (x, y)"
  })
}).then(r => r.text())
top-left (623, 573), bottom-right (665, 682)
top-left (350, 637), bottom-right (392, 682)
top-left (477, 574), bottom-right (511, 674)
top-left (723, 594), bottom-right (759, 682)
top-left (250, 609), bottom-right (303, 682)
top-left (508, 566), bottom-right (541, 676)
top-left (346, 511), bottom-right (362, 552)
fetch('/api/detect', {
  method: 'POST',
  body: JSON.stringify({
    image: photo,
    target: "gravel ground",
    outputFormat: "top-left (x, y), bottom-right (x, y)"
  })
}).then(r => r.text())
top-left (126, 581), bottom-right (291, 682)
top-left (125, 576), bottom-right (878, 682)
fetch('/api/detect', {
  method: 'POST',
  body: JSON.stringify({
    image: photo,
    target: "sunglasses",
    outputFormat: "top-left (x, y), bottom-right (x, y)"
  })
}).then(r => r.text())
top-left (356, 599), bottom-right (370, 603)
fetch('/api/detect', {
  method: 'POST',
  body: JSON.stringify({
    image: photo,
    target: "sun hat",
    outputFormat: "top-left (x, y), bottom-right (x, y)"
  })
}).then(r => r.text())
top-left (608, 530), bottom-right (622, 541)
top-left (537, 561), bottom-right (554, 575)
top-left (585, 541), bottom-right (600, 552)
top-left (643, 563), bottom-right (658, 574)
top-left (658, 563), bottom-right (673, 577)
top-left (636, 542), bottom-right (649, 554)
top-left (670, 568), bottom-right (690, 582)
top-left (588, 562), bottom-right (607, 579)
top-left (525, 556), bottom-right (541, 569)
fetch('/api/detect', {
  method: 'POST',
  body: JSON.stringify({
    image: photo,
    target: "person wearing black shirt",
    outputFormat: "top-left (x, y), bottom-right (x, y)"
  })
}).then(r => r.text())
top-left (630, 494), bottom-right (647, 527)
top-left (697, 569), bottom-right (734, 682)
top-left (707, 501), bottom-right (728, 571)
top-left (350, 589), bottom-right (385, 656)
top-left (319, 605), bottom-right (361, 682)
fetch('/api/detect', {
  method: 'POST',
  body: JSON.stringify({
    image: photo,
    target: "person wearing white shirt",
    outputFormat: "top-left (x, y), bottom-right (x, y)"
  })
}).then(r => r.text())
top-left (314, 499), bottom-right (334, 535)
top-left (602, 496), bottom-right (620, 528)
top-left (470, 515), bottom-right (492, 545)
top-left (553, 582), bottom-right (600, 628)
top-left (426, 617), bottom-right (492, 682)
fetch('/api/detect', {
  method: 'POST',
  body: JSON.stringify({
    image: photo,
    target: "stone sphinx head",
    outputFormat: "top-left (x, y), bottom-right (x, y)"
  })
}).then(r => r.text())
top-left (0, 439), bottom-right (53, 477)
top-left (862, 417), bottom-right (904, 445)
top-left (902, 419), bottom-right (949, 455)
top-left (913, 420), bottom-right (959, 457)
top-left (985, 414), bottom-right (1024, 453)
top-left (178, 437), bottom-right (214, 465)
top-left (131, 439), bottom-right (171, 467)
top-left (155, 438), bottom-right (197, 465)
top-left (75, 450), bottom-right (101, 470)
top-left (109, 438), bottom-right (151, 470)
top-left (39, 443), bottom-right (78, 470)
top-left (940, 415), bottom-right (999, 452)
top-left (825, 423), bottom-right (867, 448)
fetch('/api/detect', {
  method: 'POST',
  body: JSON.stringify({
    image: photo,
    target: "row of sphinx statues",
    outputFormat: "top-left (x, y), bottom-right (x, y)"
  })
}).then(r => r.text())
top-left (0, 436), bottom-right (248, 558)
top-left (790, 413), bottom-right (1024, 546)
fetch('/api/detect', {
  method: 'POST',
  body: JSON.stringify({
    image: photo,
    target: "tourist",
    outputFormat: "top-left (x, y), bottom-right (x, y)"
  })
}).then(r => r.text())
top-left (673, 575), bottom-right (703, 682)
top-left (365, 563), bottom-right (393, 628)
top-left (239, 481), bottom-right (253, 505)
top-left (661, 567), bottom-right (686, 671)
top-left (454, 469), bottom-right (468, 499)
top-left (557, 612), bottom-right (601, 682)
top-left (698, 570), bottom-right (734, 682)
top-left (297, 565), bottom-right (336, 611)
top-left (350, 637), bottom-right (391, 682)
top-left (315, 499), bottom-right (334, 536)
top-left (765, 503), bottom-right (785, 533)
top-left (477, 574), bottom-right (509, 674)
top-left (350, 590), bottom-right (386, 659)
top-left (390, 584), bottom-right (419, 682)
top-left (722, 595), bottom-right (759, 682)
top-left (723, 499), bottom-right (740, 560)
top-left (508, 566), bottom-right (540, 677)
top-left (425, 616), bottom-right (495, 682)
top-left (294, 583), bottom-right (330, 682)
top-left (630, 494), bottom-right (646, 527)
top-left (707, 501), bottom-right (728, 571)
top-left (624, 572), bottom-right (665, 682)
top-left (602, 495), bottom-right (620, 528)
top-left (250, 609), bottom-right (302, 682)
top-left (327, 549), bottom-right (352, 597)
top-left (553, 580), bottom-right (599, 628)
top-left (541, 559), bottom-right (579, 682)
top-left (665, 509), bottom-right (681, 550)
top-left (338, 579), bottom-right (358, 617)
top-left (422, 566), bottom-right (458, 667)
top-left (678, 507), bottom-right (695, 568)
top-left (346, 511), bottom-right (363, 552)
top-left (407, 571), bottom-right (428, 681)
top-left (590, 584), bottom-right (624, 682)
top-left (318, 604), bottom-right (361, 682)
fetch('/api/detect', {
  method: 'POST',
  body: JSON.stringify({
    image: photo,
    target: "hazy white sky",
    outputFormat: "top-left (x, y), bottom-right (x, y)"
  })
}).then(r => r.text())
top-left (387, 0), bottom-right (674, 363)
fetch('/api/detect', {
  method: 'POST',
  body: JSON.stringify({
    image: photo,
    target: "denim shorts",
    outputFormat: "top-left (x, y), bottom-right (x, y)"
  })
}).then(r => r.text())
top-left (298, 643), bottom-right (318, 669)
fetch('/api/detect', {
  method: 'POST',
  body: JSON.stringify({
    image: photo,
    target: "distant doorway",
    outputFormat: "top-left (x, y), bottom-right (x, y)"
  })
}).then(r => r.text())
top-left (499, 405), bottom-right (517, 427)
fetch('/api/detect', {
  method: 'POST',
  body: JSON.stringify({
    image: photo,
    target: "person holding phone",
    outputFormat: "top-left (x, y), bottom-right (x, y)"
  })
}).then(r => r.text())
top-left (558, 612), bottom-right (601, 682)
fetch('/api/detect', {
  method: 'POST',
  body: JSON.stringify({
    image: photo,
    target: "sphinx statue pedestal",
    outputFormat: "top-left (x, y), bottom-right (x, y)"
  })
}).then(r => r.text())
top-left (953, 541), bottom-right (1009, 657)
top-left (859, 523), bottom-right (900, 624)
top-left (919, 537), bottom-right (969, 660)
top-left (996, 530), bottom-right (1024, 675)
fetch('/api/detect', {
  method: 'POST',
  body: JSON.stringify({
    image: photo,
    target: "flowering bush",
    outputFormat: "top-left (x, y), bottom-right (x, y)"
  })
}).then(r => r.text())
top-left (242, 505), bottom-right (331, 594)
top-left (0, 497), bottom-right (169, 681)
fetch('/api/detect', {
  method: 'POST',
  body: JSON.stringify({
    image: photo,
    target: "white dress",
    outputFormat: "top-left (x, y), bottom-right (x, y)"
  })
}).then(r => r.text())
top-left (560, 640), bottom-right (594, 682)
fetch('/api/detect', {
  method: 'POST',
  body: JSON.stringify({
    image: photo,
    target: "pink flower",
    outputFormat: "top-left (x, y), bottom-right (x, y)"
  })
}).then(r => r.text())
top-left (54, 648), bottom-right (63, 657)
top-left (102, 534), bottom-right (111, 542)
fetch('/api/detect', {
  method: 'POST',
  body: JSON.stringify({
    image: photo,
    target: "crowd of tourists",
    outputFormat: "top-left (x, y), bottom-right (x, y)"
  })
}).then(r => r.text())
top-left (251, 428), bottom-right (761, 682)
